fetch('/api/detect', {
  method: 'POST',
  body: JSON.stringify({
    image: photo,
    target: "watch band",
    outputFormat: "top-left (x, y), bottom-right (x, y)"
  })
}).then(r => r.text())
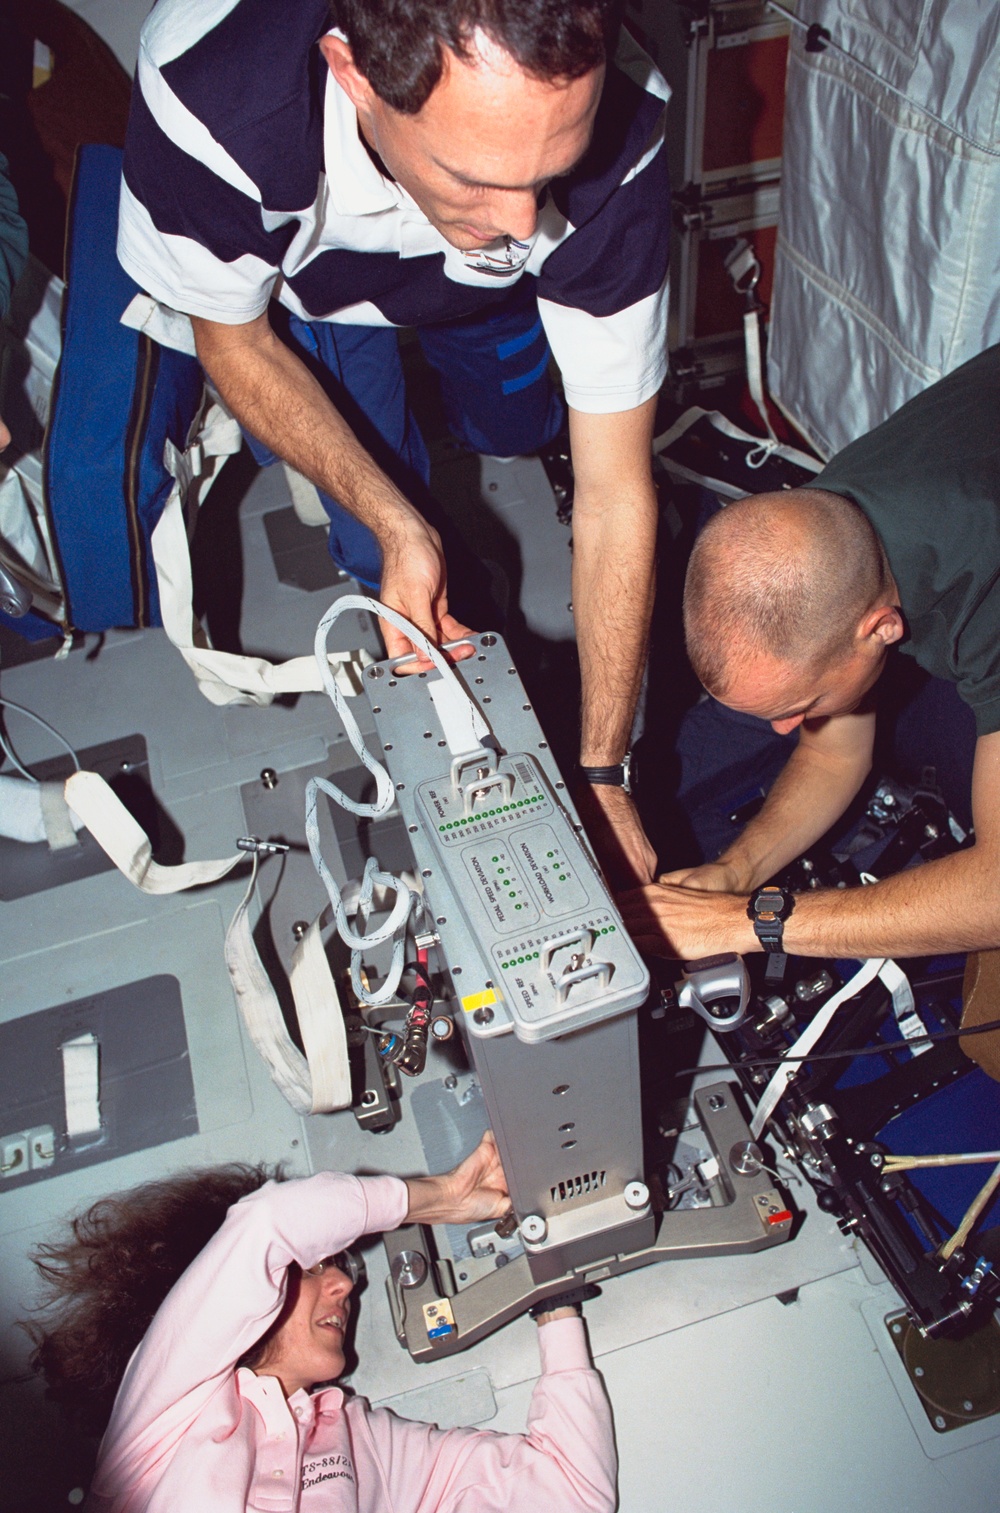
top-left (579, 752), bottom-right (632, 795)
top-left (528, 1282), bottom-right (601, 1319)
top-left (747, 885), bottom-right (794, 953)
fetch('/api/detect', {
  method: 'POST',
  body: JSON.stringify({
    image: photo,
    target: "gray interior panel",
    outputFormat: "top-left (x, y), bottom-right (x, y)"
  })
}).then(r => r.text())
top-left (0, 976), bottom-right (196, 1189)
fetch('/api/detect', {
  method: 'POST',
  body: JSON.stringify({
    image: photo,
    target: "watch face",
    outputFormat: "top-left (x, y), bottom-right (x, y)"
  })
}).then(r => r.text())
top-left (755, 891), bottom-right (786, 918)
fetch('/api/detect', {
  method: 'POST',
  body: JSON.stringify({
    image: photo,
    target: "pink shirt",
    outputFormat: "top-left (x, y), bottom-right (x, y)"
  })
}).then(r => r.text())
top-left (87, 1172), bottom-right (617, 1513)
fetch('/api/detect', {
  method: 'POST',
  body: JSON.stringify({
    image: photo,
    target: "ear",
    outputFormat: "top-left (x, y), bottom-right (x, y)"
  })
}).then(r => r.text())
top-left (319, 33), bottom-right (375, 113)
top-left (859, 603), bottom-right (905, 648)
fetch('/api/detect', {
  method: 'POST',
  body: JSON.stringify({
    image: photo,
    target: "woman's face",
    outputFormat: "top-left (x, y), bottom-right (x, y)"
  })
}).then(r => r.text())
top-left (254, 1256), bottom-right (355, 1397)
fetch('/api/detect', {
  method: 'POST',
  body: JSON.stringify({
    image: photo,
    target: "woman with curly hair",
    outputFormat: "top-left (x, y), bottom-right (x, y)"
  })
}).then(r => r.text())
top-left (28, 1133), bottom-right (616, 1513)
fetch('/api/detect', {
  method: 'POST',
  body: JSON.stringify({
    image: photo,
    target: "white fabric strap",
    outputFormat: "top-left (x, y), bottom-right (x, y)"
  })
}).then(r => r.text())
top-left (152, 413), bottom-right (372, 708)
top-left (879, 958), bottom-right (929, 1057)
top-left (65, 770), bottom-right (245, 892)
top-left (63, 769), bottom-right (352, 1114)
top-left (743, 309), bottom-right (779, 447)
top-left (0, 774), bottom-right (83, 844)
top-left (429, 673), bottom-right (490, 756)
top-left (224, 867), bottom-right (351, 1115)
top-left (750, 957), bottom-right (886, 1138)
top-left (39, 779), bottom-right (82, 851)
top-left (61, 1032), bottom-right (101, 1143)
top-left (289, 912), bottom-right (352, 1111)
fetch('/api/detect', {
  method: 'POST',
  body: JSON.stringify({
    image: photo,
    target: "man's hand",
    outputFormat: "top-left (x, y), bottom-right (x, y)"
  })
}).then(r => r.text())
top-left (378, 513), bottom-right (475, 673)
top-left (404, 1131), bottom-right (509, 1225)
top-left (619, 880), bottom-right (755, 961)
top-left (191, 312), bottom-right (475, 673)
top-left (575, 780), bottom-right (656, 888)
top-left (656, 860), bottom-right (741, 893)
top-left (0, 414), bottom-right (10, 451)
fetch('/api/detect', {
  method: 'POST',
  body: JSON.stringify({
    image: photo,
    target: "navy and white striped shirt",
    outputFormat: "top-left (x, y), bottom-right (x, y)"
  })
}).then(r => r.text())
top-left (118, 0), bottom-right (671, 413)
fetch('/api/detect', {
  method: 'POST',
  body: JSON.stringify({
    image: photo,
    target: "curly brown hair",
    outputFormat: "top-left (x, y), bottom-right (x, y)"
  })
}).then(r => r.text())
top-left (24, 1163), bottom-right (282, 1438)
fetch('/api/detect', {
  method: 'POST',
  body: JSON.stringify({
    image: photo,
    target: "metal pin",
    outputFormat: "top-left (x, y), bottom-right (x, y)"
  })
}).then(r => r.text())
top-left (236, 836), bottom-right (290, 855)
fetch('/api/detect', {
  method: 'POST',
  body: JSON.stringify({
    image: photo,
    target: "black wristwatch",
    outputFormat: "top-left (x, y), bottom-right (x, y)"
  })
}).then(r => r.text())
top-left (747, 885), bottom-right (795, 953)
top-left (579, 752), bottom-right (633, 796)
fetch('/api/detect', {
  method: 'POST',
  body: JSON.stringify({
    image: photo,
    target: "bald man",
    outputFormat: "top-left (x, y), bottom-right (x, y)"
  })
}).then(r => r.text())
top-left (621, 343), bottom-right (1000, 962)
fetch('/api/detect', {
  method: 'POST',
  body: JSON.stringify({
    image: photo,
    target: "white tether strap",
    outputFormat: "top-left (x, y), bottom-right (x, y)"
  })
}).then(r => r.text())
top-left (61, 1032), bottom-right (102, 1143)
top-left (749, 958), bottom-right (912, 1138)
top-left (224, 865), bottom-right (351, 1115)
top-left (64, 770), bottom-right (352, 1114)
top-left (152, 430), bottom-right (373, 708)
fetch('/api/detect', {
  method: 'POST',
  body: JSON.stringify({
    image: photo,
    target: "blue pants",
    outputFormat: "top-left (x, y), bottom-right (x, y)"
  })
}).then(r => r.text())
top-left (245, 280), bottom-right (564, 591)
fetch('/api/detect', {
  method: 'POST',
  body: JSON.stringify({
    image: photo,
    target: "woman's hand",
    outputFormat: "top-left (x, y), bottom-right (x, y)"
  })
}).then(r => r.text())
top-left (404, 1131), bottom-right (509, 1226)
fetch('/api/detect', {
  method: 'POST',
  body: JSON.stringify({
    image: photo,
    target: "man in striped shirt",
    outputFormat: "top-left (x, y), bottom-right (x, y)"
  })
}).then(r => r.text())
top-left (119, 0), bottom-right (671, 882)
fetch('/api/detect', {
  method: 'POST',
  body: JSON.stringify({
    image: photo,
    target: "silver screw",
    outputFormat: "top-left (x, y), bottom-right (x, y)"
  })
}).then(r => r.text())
top-left (292, 920), bottom-right (309, 941)
top-left (260, 768), bottom-right (278, 789)
top-left (474, 1006), bottom-right (494, 1025)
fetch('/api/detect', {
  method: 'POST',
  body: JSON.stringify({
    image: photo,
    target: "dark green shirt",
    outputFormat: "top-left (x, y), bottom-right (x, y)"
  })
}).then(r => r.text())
top-left (815, 344), bottom-right (1000, 738)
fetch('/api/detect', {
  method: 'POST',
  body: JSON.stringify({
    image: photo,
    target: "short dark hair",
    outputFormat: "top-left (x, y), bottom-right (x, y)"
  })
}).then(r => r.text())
top-left (328, 0), bottom-right (622, 113)
top-left (683, 488), bottom-right (892, 696)
top-left (24, 1164), bottom-right (279, 1437)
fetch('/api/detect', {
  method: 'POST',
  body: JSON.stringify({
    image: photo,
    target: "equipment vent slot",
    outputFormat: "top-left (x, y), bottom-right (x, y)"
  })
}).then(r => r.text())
top-left (551, 1170), bottom-right (606, 1203)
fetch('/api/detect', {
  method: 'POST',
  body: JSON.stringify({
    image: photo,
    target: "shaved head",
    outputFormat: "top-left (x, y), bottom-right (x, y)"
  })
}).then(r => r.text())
top-left (683, 488), bottom-right (893, 698)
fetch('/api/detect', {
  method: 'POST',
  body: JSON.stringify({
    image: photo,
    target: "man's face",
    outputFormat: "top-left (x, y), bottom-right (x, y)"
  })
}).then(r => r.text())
top-left (716, 641), bottom-right (889, 735)
top-left (324, 32), bottom-right (604, 249)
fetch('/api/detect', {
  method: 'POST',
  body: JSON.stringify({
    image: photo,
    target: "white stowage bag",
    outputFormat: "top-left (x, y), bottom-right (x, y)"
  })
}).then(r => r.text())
top-left (768, 0), bottom-right (1000, 459)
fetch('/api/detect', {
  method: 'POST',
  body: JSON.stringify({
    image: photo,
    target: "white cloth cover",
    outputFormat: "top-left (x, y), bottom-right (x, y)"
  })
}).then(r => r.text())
top-left (0, 259), bottom-right (65, 611)
top-left (0, 774), bottom-right (85, 846)
top-left (768, 1), bottom-right (1000, 459)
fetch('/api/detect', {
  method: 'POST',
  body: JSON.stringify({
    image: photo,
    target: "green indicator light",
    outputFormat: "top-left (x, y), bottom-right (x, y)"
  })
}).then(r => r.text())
top-left (498, 868), bottom-right (505, 875)
top-left (515, 904), bottom-right (522, 911)
top-left (517, 957), bottom-right (524, 965)
top-left (610, 924), bottom-right (617, 932)
top-left (600, 927), bottom-right (608, 934)
top-left (547, 851), bottom-right (554, 858)
top-left (508, 891), bottom-right (516, 898)
top-left (439, 825), bottom-right (445, 832)
top-left (491, 856), bottom-right (499, 862)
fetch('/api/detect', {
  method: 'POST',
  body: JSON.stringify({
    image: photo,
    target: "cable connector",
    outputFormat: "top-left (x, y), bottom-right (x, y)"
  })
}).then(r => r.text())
top-left (236, 836), bottom-right (290, 855)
